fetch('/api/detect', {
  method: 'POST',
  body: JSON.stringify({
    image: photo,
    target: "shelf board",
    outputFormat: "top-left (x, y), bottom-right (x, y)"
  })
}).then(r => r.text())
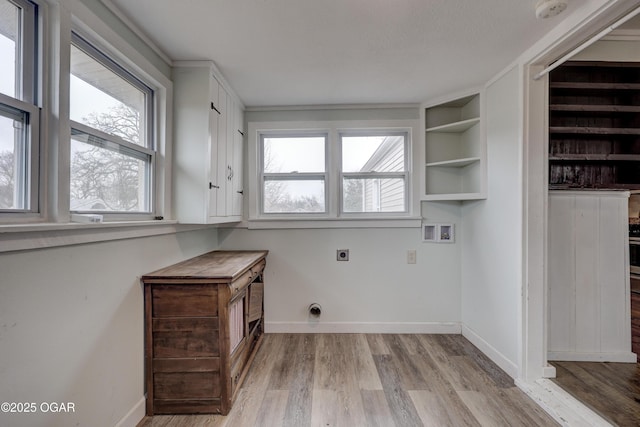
top-left (422, 192), bottom-right (486, 201)
top-left (549, 183), bottom-right (640, 190)
top-left (549, 126), bottom-right (640, 135)
top-left (426, 157), bottom-right (481, 168)
top-left (550, 82), bottom-right (640, 90)
top-left (549, 104), bottom-right (640, 113)
top-left (426, 117), bottom-right (479, 133)
top-left (549, 154), bottom-right (640, 161)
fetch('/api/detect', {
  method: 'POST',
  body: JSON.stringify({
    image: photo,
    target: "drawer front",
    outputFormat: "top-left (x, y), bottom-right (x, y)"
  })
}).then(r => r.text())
top-left (251, 259), bottom-right (266, 276)
top-left (230, 269), bottom-right (253, 298)
top-left (152, 284), bottom-right (218, 317)
top-left (153, 318), bottom-right (219, 358)
top-left (154, 371), bottom-right (221, 399)
top-left (153, 399), bottom-right (221, 415)
top-left (153, 357), bottom-right (220, 373)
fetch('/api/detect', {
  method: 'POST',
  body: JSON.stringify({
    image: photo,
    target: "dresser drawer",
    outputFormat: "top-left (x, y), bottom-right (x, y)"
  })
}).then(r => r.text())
top-left (152, 285), bottom-right (218, 317)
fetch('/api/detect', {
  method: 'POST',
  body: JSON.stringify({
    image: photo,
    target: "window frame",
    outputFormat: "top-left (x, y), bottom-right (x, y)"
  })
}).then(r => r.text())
top-left (258, 131), bottom-right (329, 216)
top-left (69, 30), bottom-right (156, 218)
top-left (0, 0), bottom-right (40, 216)
top-left (250, 120), bottom-right (416, 225)
top-left (338, 130), bottom-right (410, 216)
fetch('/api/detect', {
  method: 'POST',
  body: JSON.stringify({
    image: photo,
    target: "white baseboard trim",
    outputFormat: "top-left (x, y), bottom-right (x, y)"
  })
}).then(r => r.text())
top-left (115, 396), bottom-right (146, 427)
top-left (264, 321), bottom-right (461, 334)
top-left (542, 364), bottom-right (557, 378)
top-left (548, 351), bottom-right (637, 363)
top-left (461, 324), bottom-right (518, 379)
top-left (516, 379), bottom-right (613, 427)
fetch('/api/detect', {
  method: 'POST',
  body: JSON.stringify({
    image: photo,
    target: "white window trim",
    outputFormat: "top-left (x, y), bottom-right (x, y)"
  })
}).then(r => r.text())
top-left (0, 0), bottom-right (39, 216)
top-left (248, 119), bottom-right (421, 228)
top-left (259, 130), bottom-right (329, 216)
top-left (0, 0), bottom-right (175, 248)
top-left (338, 130), bottom-right (410, 216)
top-left (69, 30), bottom-right (157, 218)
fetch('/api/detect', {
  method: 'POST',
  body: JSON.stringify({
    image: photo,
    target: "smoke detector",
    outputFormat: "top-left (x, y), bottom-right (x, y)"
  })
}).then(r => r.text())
top-left (535, 0), bottom-right (568, 19)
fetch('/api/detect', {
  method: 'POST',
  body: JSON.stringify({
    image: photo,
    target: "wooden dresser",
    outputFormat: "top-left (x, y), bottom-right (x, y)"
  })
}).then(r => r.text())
top-left (141, 250), bottom-right (268, 415)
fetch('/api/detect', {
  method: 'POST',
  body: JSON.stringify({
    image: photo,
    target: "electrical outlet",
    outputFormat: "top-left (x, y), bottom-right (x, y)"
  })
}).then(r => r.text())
top-left (337, 249), bottom-right (349, 261)
top-left (407, 250), bottom-right (417, 264)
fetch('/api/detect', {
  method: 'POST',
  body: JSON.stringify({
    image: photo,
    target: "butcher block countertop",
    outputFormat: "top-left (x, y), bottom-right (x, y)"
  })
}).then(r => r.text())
top-left (141, 250), bottom-right (268, 283)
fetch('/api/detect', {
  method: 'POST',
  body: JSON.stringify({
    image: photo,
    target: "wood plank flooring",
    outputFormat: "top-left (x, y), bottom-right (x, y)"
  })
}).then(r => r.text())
top-left (138, 334), bottom-right (559, 427)
top-left (550, 360), bottom-right (640, 426)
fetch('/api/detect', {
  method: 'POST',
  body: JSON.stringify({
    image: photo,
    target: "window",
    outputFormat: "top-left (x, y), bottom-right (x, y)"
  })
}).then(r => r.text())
top-left (340, 132), bottom-right (408, 213)
top-left (260, 133), bottom-right (327, 214)
top-left (0, 0), bottom-right (39, 212)
top-left (69, 32), bottom-right (154, 214)
top-left (256, 127), bottom-right (411, 219)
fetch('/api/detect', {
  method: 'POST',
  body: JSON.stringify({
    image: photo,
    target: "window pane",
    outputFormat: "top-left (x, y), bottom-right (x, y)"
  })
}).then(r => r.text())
top-left (0, 108), bottom-right (28, 209)
top-left (0, 0), bottom-right (19, 98)
top-left (263, 136), bottom-right (325, 173)
top-left (342, 135), bottom-right (405, 172)
top-left (264, 179), bottom-right (325, 213)
top-left (70, 44), bottom-right (147, 147)
top-left (343, 177), bottom-right (405, 213)
top-left (70, 130), bottom-right (151, 212)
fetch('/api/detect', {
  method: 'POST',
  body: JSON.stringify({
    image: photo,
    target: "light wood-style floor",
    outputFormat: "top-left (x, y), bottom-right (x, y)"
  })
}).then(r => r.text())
top-left (551, 360), bottom-right (640, 427)
top-left (138, 333), bottom-right (559, 427)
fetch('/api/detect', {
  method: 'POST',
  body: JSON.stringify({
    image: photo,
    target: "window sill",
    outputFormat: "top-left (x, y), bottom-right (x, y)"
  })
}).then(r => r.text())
top-left (244, 217), bottom-right (422, 230)
top-left (0, 220), bottom-right (209, 253)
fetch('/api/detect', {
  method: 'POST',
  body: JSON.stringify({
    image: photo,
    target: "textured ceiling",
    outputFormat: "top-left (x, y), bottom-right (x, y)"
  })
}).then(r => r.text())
top-left (109, 0), bottom-right (575, 107)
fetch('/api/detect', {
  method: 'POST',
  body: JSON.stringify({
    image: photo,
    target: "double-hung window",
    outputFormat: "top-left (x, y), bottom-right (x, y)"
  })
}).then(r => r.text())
top-left (0, 0), bottom-right (39, 213)
top-left (260, 133), bottom-right (327, 214)
top-left (340, 132), bottom-right (408, 213)
top-left (69, 32), bottom-right (155, 214)
top-left (256, 127), bottom-right (410, 219)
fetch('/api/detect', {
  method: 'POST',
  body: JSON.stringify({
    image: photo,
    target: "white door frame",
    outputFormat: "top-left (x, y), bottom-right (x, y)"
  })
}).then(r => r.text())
top-left (521, 0), bottom-right (640, 381)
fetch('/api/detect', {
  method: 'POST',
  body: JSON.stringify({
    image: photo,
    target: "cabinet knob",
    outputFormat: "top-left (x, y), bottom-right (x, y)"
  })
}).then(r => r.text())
top-left (209, 182), bottom-right (219, 189)
top-left (237, 190), bottom-right (244, 195)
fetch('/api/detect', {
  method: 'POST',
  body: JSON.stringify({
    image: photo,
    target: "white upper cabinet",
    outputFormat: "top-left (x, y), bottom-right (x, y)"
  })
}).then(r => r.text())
top-left (173, 62), bottom-right (244, 223)
top-left (422, 92), bottom-right (486, 201)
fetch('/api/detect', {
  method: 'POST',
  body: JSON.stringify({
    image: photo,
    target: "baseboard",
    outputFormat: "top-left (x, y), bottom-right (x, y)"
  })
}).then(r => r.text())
top-left (542, 364), bottom-right (557, 378)
top-left (548, 351), bottom-right (637, 363)
top-left (461, 324), bottom-right (518, 379)
top-left (115, 396), bottom-right (145, 427)
top-left (264, 321), bottom-right (461, 334)
top-left (516, 379), bottom-right (614, 427)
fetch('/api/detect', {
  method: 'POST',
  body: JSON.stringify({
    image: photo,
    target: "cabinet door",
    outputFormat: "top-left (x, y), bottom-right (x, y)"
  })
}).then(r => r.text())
top-left (208, 77), bottom-right (221, 220)
top-left (232, 105), bottom-right (244, 216)
top-left (225, 96), bottom-right (236, 214)
top-left (215, 84), bottom-right (229, 217)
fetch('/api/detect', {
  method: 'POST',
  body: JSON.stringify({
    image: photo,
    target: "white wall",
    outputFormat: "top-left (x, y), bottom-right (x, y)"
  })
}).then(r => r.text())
top-left (218, 208), bottom-right (461, 333)
top-left (0, 228), bottom-right (218, 427)
top-left (221, 106), bottom-right (463, 333)
top-left (460, 65), bottom-right (522, 377)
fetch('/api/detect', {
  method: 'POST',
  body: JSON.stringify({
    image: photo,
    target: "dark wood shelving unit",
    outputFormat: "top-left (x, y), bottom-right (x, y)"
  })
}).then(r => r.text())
top-left (549, 61), bottom-right (640, 190)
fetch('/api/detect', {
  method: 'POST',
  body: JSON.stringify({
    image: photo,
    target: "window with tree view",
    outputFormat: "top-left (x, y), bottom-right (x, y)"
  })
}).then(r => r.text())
top-left (260, 134), bottom-right (326, 214)
top-left (0, 0), bottom-right (38, 213)
top-left (341, 132), bottom-right (408, 213)
top-left (69, 32), bottom-right (154, 213)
